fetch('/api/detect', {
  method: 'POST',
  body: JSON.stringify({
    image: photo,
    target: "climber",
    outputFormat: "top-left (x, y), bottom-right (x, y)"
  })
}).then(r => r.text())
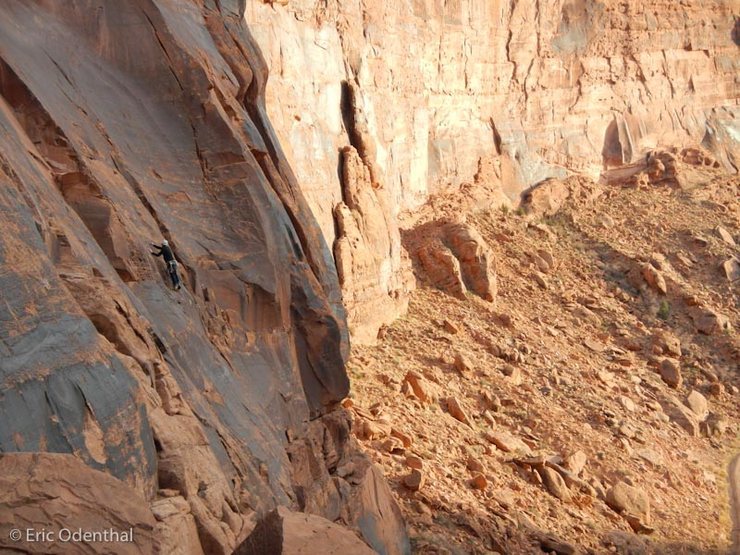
top-left (151, 239), bottom-right (182, 290)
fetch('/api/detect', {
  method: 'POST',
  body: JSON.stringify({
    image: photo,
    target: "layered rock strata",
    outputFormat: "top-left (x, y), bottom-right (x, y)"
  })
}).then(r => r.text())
top-left (246, 0), bottom-right (738, 338)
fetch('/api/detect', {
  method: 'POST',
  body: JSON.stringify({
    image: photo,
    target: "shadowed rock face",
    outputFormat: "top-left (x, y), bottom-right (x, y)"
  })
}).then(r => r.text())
top-left (0, 2), bottom-right (407, 553)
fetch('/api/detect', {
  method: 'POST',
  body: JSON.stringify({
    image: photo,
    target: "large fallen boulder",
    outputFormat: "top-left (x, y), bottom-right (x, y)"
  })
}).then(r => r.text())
top-left (235, 507), bottom-right (375, 555)
top-left (0, 453), bottom-right (159, 554)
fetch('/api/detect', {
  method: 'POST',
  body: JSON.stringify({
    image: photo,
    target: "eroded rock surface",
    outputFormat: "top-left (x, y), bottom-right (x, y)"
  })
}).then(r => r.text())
top-left (0, 453), bottom-right (159, 554)
top-left (0, 2), bottom-right (407, 553)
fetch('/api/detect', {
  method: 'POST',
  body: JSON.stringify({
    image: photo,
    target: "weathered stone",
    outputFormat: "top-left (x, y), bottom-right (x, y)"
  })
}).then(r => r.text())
top-left (443, 319), bottom-right (460, 334)
top-left (620, 396), bottom-right (636, 412)
top-left (470, 473), bottom-right (488, 491)
top-left (417, 241), bottom-right (467, 299)
top-left (391, 428), bottom-right (413, 448)
top-left (502, 364), bottom-right (523, 385)
top-left (721, 258), bottom-right (740, 281)
top-left (333, 146), bottom-right (413, 344)
top-left (539, 466), bottom-right (572, 502)
top-left (642, 264), bottom-right (667, 294)
top-left (522, 178), bottom-right (571, 216)
top-left (405, 455), bottom-right (424, 470)
top-left (650, 331), bottom-right (682, 357)
top-left (661, 396), bottom-right (700, 436)
top-left (0, 454), bottom-right (159, 554)
top-left (234, 506), bottom-right (375, 555)
top-left (485, 431), bottom-right (532, 455)
top-left (564, 451), bottom-right (588, 476)
top-left (467, 456), bottom-right (485, 473)
top-left (454, 352), bottom-right (474, 375)
top-left (691, 307), bottom-right (731, 335)
top-left (685, 390), bottom-right (709, 420)
top-left (443, 222), bottom-right (497, 301)
top-left (606, 482), bottom-right (651, 523)
top-left (659, 358), bottom-right (682, 389)
top-left (403, 469), bottom-right (425, 492)
top-left (716, 226), bottom-right (736, 247)
top-left (446, 396), bottom-right (472, 427)
top-left (404, 371), bottom-right (432, 404)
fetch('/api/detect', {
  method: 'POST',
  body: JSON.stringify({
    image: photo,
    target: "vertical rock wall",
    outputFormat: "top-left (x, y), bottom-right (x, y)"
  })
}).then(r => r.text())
top-left (0, 1), bottom-right (408, 553)
top-left (246, 0), bottom-right (739, 338)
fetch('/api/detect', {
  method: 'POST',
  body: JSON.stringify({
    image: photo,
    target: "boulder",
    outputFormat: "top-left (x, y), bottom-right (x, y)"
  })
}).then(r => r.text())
top-left (606, 482), bottom-right (650, 523)
top-left (417, 241), bottom-right (467, 299)
top-left (539, 467), bottom-right (572, 502)
top-left (650, 331), bottom-right (681, 357)
top-left (685, 390), bottom-right (709, 420)
top-left (0, 453), bottom-right (159, 554)
top-left (659, 358), bottom-right (682, 389)
top-left (564, 451), bottom-right (588, 476)
top-left (403, 469), bottom-right (425, 492)
top-left (445, 396), bottom-right (472, 427)
top-left (470, 473), bottom-right (488, 491)
top-left (485, 431), bottom-right (532, 455)
top-left (716, 226), bottom-right (736, 247)
top-left (454, 352), bottom-right (474, 375)
top-left (405, 455), bottom-right (424, 470)
top-left (721, 258), bottom-right (740, 281)
top-left (642, 264), bottom-right (667, 294)
top-left (660, 396), bottom-right (700, 436)
top-left (521, 178), bottom-right (570, 216)
top-left (691, 307), bottom-right (731, 335)
top-left (403, 371), bottom-right (433, 404)
top-left (443, 222), bottom-right (497, 301)
top-left (234, 507), bottom-right (374, 555)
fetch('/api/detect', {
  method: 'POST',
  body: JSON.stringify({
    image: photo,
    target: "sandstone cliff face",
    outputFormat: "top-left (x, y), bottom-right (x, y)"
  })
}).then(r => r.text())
top-left (0, 2), bottom-right (407, 554)
top-left (246, 0), bottom-right (738, 338)
top-left (247, 0), bottom-right (738, 210)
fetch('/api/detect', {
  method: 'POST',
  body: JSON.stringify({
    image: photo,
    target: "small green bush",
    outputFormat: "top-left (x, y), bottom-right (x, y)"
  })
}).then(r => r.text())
top-left (657, 300), bottom-right (671, 320)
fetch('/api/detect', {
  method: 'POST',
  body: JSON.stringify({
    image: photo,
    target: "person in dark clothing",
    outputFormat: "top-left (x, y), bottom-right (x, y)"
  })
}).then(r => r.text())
top-left (151, 239), bottom-right (182, 290)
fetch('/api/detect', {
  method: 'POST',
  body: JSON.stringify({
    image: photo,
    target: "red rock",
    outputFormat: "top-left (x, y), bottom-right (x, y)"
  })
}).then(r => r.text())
top-left (502, 364), bottom-right (523, 385)
top-left (521, 178), bottom-right (570, 216)
top-left (417, 241), bottom-right (467, 299)
top-left (650, 331), bottom-right (682, 357)
top-left (707, 382), bottom-right (725, 397)
top-left (445, 396), bottom-right (472, 427)
top-left (685, 390), bottom-right (709, 420)
top-left (380, 437), bottom-right (404, 453)
top-left (642, 264), bottom-right (667, 294)
top-left (443, 221), bottom-right (497, 302)
top-left (564, 451), bottom-right (588, 476)
top-left (606, 482), bottom-right (651, 523)
top-left (470, 473), bottom-right (488, 490)
top-left (485, 431), bottom-right (531, 455)
top-left (539, 466), bottom-right (572, 502)
top-left (691, 307), bottom-right (731, 335)
top-left (403, 469), bottom-right (425, 492)
top-left (404, 371), bottom-right (432, 404)
top-left (716, 226), bottom-right (736, 247)
top-left (467, 456), bottom-right (485, 473)
top-left (454, 352), bottom-right (474, 375)
top-left (0, 453), bottom-right (159, 554)
top-left (391, 428), bottom-right (413, 448)
top-left (659, 358), bottom-right (682, 389)
top-left (721, 258), bottom-right (740, 281)
top-left (443, 319), bottom-right (460, 334)
top-left (333, 146), bottom-right (412, 344)
top-left (235, 506), bottom-right (375, 554)
top-left (405, 455), bottom-right (424, 470)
